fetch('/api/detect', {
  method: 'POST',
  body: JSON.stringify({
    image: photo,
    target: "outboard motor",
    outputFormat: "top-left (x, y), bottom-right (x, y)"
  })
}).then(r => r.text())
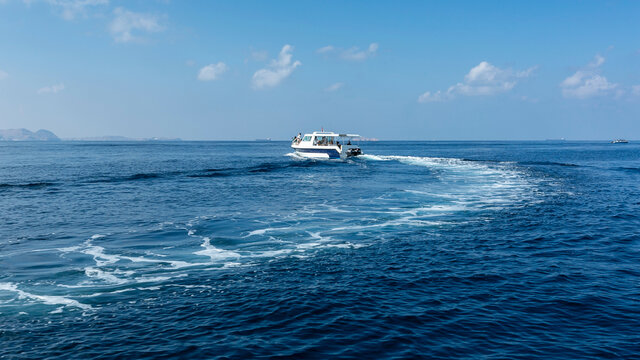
top-left (346, 147), bottom-right (363, 157)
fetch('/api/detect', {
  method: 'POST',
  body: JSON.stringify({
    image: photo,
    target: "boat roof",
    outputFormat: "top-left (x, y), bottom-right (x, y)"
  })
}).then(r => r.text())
top-left (309, 131), bottom-right (360, 137)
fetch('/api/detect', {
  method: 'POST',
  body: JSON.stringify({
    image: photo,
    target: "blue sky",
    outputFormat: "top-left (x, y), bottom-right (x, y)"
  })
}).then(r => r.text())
top-left (0, 0), bottom-right (639, 140)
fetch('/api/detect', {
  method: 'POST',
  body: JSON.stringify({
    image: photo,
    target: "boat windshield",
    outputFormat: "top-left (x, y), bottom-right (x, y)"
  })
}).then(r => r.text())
top-left (313, 136), bottom-right (335, 146)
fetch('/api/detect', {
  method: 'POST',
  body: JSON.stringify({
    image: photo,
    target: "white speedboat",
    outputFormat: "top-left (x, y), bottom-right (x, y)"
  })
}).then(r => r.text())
top-left (291, 131), bottom-right (363, 159)
top-left (611, 139), bottom-right (629, 144)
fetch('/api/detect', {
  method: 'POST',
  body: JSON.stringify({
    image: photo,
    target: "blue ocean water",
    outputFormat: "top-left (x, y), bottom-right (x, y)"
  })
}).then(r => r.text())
top-left (1, 141), bottom-right (639, 359)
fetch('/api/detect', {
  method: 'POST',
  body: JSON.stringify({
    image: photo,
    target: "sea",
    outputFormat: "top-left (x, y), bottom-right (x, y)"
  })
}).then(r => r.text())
top-left (1, 141), bottom-right (638, 359)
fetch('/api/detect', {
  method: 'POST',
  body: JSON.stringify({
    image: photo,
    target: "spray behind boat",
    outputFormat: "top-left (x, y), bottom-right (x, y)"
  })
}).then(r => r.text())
top-left (346, 146), bottom-right (363, 157)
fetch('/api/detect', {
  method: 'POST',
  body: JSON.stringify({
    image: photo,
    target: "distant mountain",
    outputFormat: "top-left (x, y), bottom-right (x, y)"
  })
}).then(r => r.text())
top-left (0, 128), bottom-right (60, 141)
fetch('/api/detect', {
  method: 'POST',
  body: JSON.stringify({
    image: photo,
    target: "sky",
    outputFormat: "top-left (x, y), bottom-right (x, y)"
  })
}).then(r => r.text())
top-left (0, 0), bottom-right (639, 140)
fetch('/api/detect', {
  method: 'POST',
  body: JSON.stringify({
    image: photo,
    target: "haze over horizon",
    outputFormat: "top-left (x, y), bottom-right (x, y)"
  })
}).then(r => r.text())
top-left (1, 1), bottom-right (639, 140)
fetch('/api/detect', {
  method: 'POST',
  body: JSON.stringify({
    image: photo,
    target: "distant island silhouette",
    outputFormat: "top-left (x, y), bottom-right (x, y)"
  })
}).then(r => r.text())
top-left (0, 128), bottom-right (60, 141)
top-left (0, 129), bottom-right (180, 141)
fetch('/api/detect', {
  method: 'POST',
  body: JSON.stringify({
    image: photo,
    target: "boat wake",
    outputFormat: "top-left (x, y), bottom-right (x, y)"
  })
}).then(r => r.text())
top-left (0, 152), bottom-right (540, 314)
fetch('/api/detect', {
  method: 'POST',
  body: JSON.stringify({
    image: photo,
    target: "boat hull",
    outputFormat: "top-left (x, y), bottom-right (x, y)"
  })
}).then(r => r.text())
top-left (294, 147), bottom-right (342, 159)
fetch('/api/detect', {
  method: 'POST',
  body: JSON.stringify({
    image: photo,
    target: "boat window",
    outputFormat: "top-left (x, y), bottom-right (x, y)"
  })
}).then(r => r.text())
top-left (302, 136), bottom-right (311, 142)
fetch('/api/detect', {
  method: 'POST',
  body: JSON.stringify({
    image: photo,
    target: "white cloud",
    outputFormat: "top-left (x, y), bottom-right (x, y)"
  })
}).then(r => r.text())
top-left (244, 50), bottom-right (268, 64)
top-left (561, 74), bottom-right (617, 98)
top-left (325, 82), bottom-right (344, 92)
top-left (316, 45), bottom-right (334, 54)
top-left (250, 50), bottom-right (268, 62)
top-left (252, 44), bottom-right (301, 89)
top-left (589, 54), bottom-right (605, 68)
top-left (46, 0), bottom-right (109, 20)
top-left (37, 83), bottom-right (65, 94)
top-left (341, 43), bottom-right (378, 61)
top-left (632, 85), bottom-right (640, 97)
top-left (418, 91), bottom-right (447, 103)
top-left (109, 7), bottom-right (164, 43)
top-left (0, 70), bottom-right (7, 80)
top-left (418, 61), bottom-right (536, 103)
top-left (197, 62), bottom-right (228, 81)
top-left (317, 43), bottom-right (379, 61)
top-left (560, 55), bottom-right (617, 99)
top-left (520, 95), bottom-right (539, 103)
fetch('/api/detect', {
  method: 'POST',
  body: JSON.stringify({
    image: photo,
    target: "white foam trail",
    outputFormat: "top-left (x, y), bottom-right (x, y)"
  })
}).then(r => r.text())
top-left (285, 152), bottom-right (305, 159)
top-left (362, 154), bottom-right (489, 172)
top-left (85, 267), bottom-right (127, 285)
top-left (135, 276), bottom-right (173, 283)
top-left (194, 237), bottom-right (241, 261)
top-left (76, 236), bottom-right (203, 269)
top-left (296, 242), bottom-right (321, 249)
top-left (79, 288), bottom-right (137, 298)
top-left (0, 282), bottom-right (91, 310)
top-left (362, 154), bottom-right (534, 208)
top-left (244, 227), bottom-right (291, 237)
top-left (251, 249), bottom-right (293, 258)
top-left (325, 243), bottom-right (368, 249)
top-left (222, 262), bottom-right (242, 268)
top-left (82, 244), bottom-right (120, 267)
top-left (359, 154), bottom-right (388, 161)
top-left (331, 217), bottom-right (443, 231)
top-left (120, 255), bottom-right (195, 269)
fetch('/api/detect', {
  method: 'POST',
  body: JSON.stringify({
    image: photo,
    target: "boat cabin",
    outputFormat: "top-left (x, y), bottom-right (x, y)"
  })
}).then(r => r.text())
top-left (292, 132), bottom-right (359, 147)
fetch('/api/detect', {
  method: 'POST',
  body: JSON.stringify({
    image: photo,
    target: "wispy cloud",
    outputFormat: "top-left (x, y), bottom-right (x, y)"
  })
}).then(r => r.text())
top-left (252, 44), bottom-right (301, 89)
top-left (46, 0), bottom-right (109, 20)
top-left (197, 62), bottom-right (228, 81)
top-left (249, 50), bottom-right (268, 62)
top-left (325, 82), bottom-right (344, 92)
top-left (109, 7), bottom-right (164, 43)
top-left (341, 43), bottom-right (378, 61)
top-left (418, 91), bottom-right (447, 103)
top-left (37, 83), bottom-right (65, 94)
top-left (632, 85), bottom-right (640, 97)
top-left (317, 43), bottom-right (379, 61)
top-left (418, 61), bottom-right (536, 103)
top-left (560, 55), bottom-right (617, 99)
top-left (316, 45), bottom-right (334, 54)
top-left (0, 70), bottom-right (7, 80)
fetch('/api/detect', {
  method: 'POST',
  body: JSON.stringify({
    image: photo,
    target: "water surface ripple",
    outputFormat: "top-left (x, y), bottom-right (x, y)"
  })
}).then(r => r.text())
top-left (1, 141), bottom-right (639, 359)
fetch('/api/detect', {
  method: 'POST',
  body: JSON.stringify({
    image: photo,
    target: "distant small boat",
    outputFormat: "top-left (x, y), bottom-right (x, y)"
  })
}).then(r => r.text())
top-left (611, 139), bottom-right (629, 144)
top-left (291, 131), bottom-right (363, 159)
